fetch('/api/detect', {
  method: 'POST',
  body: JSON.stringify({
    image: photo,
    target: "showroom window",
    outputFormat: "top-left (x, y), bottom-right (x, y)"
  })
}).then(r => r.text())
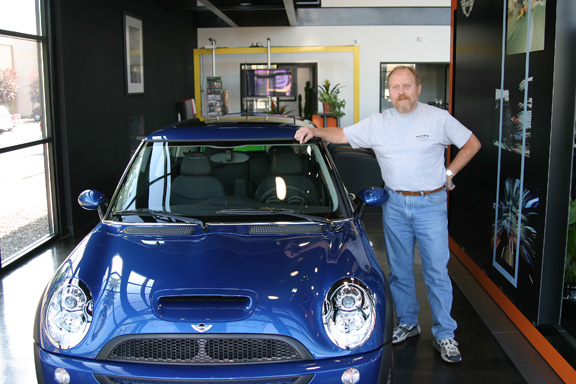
top-left (0, 0), bottom-right (56, 268)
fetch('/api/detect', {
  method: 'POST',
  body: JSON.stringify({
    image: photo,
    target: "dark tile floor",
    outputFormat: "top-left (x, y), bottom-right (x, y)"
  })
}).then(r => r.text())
top-left (0, 208), bottom-right (563, 383)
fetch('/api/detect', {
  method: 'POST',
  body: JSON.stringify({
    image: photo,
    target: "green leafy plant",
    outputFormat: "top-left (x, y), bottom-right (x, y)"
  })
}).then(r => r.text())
top-left (318, 79), bottom-right (346, 119)
top-left (267, 101), bottom-right (292, 115)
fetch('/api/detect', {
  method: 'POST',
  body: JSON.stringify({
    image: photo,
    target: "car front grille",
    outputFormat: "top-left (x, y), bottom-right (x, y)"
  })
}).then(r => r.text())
top-left (94, 375), bottom-right (313, 384)
top-left (99, 334), bottom-right (312, 365)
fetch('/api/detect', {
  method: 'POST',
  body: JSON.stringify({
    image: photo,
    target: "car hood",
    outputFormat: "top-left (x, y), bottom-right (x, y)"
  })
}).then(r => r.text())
top-left (41, 221), bottom-right (387, 357)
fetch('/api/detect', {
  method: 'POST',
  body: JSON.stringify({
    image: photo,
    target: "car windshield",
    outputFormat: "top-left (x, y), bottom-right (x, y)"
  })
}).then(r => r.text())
top-left (107, 141), bottom-right (348, 224)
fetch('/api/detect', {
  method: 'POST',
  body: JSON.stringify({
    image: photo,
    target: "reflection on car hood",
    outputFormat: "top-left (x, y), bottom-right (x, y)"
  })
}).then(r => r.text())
top-left (50, 221), bottom-right (386, 357)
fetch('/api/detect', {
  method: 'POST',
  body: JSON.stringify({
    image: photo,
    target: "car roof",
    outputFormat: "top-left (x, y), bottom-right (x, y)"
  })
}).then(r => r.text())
top-left (146, 114), bottom-right (315, 142)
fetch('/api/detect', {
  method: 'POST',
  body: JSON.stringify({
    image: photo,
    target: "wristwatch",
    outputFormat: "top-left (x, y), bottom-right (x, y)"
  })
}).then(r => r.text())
top-left (446, 169), bottom-right (454, 178)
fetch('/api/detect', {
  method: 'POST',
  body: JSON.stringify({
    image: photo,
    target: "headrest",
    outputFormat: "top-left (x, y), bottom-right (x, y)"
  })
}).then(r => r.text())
top-left (180, 153), bottom-right (212, 176)
top-left (271, 151), bottom-right (303, 175)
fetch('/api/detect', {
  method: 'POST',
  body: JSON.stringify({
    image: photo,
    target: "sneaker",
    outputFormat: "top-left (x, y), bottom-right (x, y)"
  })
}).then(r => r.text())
top-left (392, 323), bottom-right (421, 344)
top-left (433, 338), bottom-right (462, 363)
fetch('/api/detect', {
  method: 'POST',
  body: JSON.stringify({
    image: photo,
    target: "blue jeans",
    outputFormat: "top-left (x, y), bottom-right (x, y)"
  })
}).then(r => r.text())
top-left (382, 186), bottom-right (457, 340)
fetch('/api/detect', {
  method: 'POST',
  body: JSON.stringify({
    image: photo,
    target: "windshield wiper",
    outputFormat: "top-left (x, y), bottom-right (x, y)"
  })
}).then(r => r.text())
top-left (217, 207), bottom-right (335, 229)
top-left (111, 209), bottom-right (204, 226)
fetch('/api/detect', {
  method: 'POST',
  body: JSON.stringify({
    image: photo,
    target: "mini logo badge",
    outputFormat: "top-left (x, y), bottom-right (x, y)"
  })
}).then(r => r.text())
top-left (191, 323), bottom-right (212, 333)
top-left (461, 0), bottom-right (474, 17)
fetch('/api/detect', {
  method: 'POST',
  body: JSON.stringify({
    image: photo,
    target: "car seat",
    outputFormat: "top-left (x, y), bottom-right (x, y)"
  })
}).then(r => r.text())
top-left (171, 153), bottom-right (225, 204)
top-left (328, 144), bottom-right (384, 196)
top-left (254, 149), bottom-right (319, 206)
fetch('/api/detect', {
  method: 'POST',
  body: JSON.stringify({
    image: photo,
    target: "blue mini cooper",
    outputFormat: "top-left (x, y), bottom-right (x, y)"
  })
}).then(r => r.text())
top-left (34, 115), bottom-right (392, 384)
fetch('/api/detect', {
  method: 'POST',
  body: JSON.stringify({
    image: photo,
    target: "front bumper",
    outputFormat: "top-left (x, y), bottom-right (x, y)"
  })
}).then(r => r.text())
top-left (35, 342), bottom-right (392, 384)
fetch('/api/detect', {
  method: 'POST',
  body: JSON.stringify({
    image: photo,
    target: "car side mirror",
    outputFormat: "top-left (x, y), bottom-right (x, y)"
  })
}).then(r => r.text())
top-left (78, 189), bottom-right (108, 220)
top-left (356, 187), bottom-right (388, 219)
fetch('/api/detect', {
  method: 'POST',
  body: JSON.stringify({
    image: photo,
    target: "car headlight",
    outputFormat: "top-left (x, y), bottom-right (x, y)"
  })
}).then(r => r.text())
top-left (323, 278), bottom-right (375, 350)
top-left (45, 279), bottom-right (93, 349)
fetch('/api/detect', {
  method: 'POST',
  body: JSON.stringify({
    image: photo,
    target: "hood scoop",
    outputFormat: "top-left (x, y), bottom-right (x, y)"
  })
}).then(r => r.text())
top-left (152, 289), bottom-right (257, 322)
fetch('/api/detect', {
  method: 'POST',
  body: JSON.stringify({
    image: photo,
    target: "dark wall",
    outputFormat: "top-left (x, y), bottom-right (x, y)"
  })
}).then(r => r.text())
top-left (450, 0), bottom-right (576, 324)
top-left (51, 0), bottom-right (197, 234)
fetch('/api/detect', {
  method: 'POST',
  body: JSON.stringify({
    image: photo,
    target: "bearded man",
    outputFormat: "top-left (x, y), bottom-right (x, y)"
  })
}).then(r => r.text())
top-left (294, 66), bottom-right (481, 363)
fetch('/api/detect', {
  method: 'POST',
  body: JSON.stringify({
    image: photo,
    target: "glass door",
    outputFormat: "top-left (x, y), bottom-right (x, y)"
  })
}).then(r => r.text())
top-left (0, 0), bottom-right (56, 268)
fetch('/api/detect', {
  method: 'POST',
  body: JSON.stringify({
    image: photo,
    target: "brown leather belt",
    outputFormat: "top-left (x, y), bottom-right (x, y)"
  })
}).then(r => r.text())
top-left (394, 186), bottom-right (445, 196)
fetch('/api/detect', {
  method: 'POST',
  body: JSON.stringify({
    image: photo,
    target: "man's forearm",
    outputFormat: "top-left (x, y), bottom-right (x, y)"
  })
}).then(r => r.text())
top-left (294, 127), bottom-right (349, 144)
top-left (313, 128), bottom-right (348, 143)
top-left (448, 134), bottom-right (481, 175)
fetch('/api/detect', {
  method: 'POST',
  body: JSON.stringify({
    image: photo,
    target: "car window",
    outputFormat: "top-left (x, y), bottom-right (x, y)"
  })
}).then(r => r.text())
top-left (108, 141), bottom-right (347, 223)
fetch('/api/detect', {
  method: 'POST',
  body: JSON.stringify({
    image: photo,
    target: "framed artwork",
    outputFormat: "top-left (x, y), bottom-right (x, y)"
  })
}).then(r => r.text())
top-left (492, 178), bottom-right (539, 288)
top-left (124, 13), bottom-right (144, 95)
top-left (506, 0), bottom-right (547, 55)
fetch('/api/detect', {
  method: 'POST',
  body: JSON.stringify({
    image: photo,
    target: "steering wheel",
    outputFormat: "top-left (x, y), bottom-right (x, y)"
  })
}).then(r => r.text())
top-left (257, 186), bottom-right (314, 206)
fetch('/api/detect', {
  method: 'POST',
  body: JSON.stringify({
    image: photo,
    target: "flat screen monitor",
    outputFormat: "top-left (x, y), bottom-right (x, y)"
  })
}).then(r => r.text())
top-left (245, 69), bottom-right (294, 99)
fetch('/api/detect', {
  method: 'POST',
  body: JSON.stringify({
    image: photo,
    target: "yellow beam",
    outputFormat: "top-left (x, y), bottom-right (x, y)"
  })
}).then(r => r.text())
top-left (193, 46), bottom-right (360, 123)
top-left (193, 51), bottom-right (203, 120)
top-left (353, 45), bottom-right (360, 123)
top-left (195, 46), bottom-right (357, 55)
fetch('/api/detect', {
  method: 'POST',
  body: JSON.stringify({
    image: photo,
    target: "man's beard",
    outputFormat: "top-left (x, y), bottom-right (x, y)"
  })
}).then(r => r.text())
top-left (394, 95), bottom-right (416, 113)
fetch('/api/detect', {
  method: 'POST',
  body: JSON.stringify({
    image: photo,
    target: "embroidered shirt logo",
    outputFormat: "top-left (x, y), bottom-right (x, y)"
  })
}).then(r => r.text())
top-left (416, 134), bottom-right (429, 141)
top-left (461, 0), bottom-right (474, 17)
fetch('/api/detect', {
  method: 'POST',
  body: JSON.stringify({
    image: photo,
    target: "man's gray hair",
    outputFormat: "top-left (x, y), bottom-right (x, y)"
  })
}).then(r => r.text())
top-left (387, 65), bottom-right (421, 87)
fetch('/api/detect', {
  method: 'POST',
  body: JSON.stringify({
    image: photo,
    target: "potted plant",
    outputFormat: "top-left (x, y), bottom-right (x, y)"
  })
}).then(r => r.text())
top-left (318, 79), bottom-right (346, 119)
top-left (267, 101), bottom-right (292, 115)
